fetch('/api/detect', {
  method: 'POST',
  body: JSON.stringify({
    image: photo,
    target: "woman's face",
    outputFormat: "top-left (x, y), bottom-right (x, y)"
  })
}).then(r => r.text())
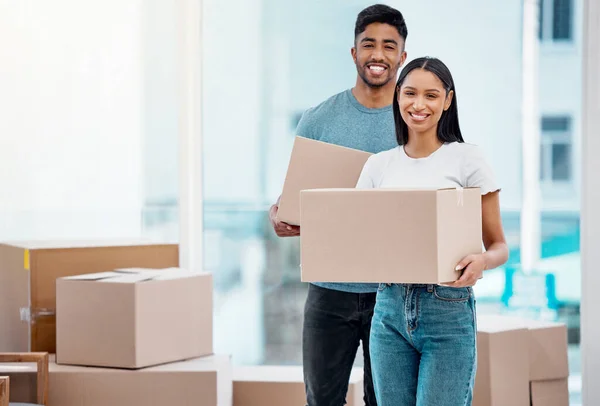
top-left (398, 68), bottom-right (453, 135)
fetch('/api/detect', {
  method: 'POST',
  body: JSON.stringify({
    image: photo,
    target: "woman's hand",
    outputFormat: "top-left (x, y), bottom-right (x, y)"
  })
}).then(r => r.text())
top-left (444, 254), bottom-right (487, 287)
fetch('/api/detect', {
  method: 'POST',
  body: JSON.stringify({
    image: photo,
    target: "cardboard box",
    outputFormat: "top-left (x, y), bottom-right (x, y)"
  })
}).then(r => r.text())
top-left (300, 188), bottom-right (482, 284)
top-left (48, 355), bottom-right (232, 406)
top-left (530, 378), bottom-right (569, 406)
top-left (526, 320), bottom-right (569, 381)
top-left (0, 240), bottom-right (178, 353)
top-left (56, 268), bottom-right (213, 369)
top-left (233, 365), bottom-right (364, 406)
top-left (473, 316), bottom-right (530, 406)
top-left (277, 136), bottom-right (372, 226)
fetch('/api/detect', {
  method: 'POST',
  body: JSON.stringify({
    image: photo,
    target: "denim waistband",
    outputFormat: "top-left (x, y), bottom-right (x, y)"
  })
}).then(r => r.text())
top-left (386, 283), bottom-right (434, 288)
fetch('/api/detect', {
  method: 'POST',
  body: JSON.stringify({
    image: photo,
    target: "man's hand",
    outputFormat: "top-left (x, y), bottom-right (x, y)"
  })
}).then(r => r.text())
top-left (269, 203), bottom-right (300, 237)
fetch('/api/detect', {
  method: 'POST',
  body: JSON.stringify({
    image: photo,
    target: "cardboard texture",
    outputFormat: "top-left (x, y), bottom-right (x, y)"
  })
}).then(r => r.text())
top-left (277, 136), bottom-right (372, 226)
top-left (0, 241), bottom-right (179, 353)
top-left (530, 378), bottom-right (569, 406)
top-left (56, 268), bottom-right (213, 369)
top-left (300, 188), bottom-right (482, 284)
top-left (476, 315), bottom-right (569, 380)
top-left (473, 316), bottom-right (530, 406)
top-left (0, 364), bottom-right (37, 404)
top-left (48, 355), bottom-right (232, 406)
top-left (526, 320), bottom-right (569, 381)
top-left (233, 365), bottom-right (364, 406)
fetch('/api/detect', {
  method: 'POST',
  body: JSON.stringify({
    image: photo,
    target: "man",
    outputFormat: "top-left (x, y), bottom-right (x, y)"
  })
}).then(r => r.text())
top-left (269, 4), bottom-right (408, 405)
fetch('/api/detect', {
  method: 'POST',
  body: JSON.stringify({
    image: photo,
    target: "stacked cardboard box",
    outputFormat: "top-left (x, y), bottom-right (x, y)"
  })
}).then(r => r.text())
top-left (49, 354), bottom-right (232, 406)
top-left (50, 267), bottom-right (231, 406)
top-left (525, 318), bottom-right (570, 406)
top-left (0, 240), bottom-right (179, 353)
top-left (55, 268), bottom-right (213, 369)
top-left (474, 315), bottom-right (569, 406)
top-left (0, 241), bottom-right (232, 405)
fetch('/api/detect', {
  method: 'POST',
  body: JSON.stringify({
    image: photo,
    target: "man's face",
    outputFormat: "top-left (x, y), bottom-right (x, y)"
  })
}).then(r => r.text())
top-left (352, 23), bottom-right (407, 88)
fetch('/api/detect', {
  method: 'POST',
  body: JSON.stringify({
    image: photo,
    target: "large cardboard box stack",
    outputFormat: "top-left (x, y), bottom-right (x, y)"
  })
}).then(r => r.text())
top-left (0, 241), bottom-right (233, 405)
top-left (277, 136), bottom-right (372, 226)
top-left (0, 240), bottom-right (179, 353)
top-left (526, 319), bottom-right (570, 406)
top-left (233, 365), bottom-right (364, 406)
top-left (300, 188), bottom-right (482, 284)
top-left (473, 315), bottom-right (569, 406)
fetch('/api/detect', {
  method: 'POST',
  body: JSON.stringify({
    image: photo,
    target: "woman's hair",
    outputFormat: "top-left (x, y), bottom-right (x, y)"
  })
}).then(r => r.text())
top-left (393, 56), bottom-right (464, 145)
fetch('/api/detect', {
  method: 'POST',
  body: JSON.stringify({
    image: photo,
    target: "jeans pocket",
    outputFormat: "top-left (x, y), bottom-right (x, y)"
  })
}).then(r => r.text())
top-left (433, 286), bottom-right (471, 302)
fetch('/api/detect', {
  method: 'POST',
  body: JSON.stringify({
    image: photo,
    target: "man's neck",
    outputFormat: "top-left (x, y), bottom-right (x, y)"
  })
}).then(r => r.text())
top-left (351, 79), bottom-right (395, 109)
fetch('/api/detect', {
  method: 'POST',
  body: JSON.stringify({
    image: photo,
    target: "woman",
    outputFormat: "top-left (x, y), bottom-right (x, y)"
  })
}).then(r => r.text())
top-left (356, 57), bottom-right (509, 405)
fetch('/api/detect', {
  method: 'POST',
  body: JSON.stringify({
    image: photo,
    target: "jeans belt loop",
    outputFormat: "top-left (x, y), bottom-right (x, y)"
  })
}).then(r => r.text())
top-left (427, 284), bottom-right (434, 293)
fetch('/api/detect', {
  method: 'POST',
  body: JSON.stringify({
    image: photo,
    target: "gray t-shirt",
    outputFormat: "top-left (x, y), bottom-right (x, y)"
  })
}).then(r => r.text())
top-left (296, 88), bottom-right (397, 294)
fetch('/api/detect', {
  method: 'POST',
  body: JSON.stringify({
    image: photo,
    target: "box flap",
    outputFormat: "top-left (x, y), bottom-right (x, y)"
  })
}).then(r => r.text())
top-left (62, 272), bottom-right (124, 281)
top-left (301, 187), bottom-right (472, 194)
top-left (1, 239), bottom-right (175, 250)
top-left (60, 268), bottom-right (205, 284)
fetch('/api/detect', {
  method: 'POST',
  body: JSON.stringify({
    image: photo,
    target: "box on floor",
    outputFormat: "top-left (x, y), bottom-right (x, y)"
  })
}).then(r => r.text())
top-left (530, 378), bottom-right (569, 406)
top-left (48, 355), bottom-right (232, 406)
top-left (233, 365), bottom-right (364, 406)
top-left (473, 315), bottom-right (569, 406)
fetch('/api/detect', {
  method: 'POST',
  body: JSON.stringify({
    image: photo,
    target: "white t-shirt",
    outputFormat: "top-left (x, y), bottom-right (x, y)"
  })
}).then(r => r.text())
top-left (356, 142), bottom-right (499, 194)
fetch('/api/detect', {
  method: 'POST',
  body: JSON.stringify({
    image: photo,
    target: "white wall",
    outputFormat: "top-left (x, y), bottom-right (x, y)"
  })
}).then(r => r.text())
top-left (0, 0), bottom-right (145, 240)
top-left (581, 0), bottom-right (600, 402)
top-left (142, 0), bottom-right (179, 204)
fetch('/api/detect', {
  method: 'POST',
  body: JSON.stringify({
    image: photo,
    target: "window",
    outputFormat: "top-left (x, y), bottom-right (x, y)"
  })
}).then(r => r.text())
top-left (539, 0), bottom-right (573, 41)
top-left (540, 116), bottom-right (573, 183)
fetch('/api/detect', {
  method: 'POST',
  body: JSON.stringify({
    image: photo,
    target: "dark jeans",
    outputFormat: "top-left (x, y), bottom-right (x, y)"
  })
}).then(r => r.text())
top-left (302, 284), bottom-right (377, 406)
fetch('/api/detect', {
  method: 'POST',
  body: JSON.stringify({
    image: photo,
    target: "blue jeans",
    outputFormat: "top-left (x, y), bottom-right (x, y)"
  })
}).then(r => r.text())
top-left (369, 283), bottom-right (477, 406)
top-left (303, 284), bottom-right (377, 406)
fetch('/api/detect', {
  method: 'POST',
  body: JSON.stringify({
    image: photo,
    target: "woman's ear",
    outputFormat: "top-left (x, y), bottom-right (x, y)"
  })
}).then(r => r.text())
top-left (444, 90), bottom-right (454, 111)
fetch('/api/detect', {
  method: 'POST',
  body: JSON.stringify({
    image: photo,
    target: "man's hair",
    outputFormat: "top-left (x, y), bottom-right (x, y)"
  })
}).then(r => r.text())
top-left (354, 4), bottom-right (408, 41)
